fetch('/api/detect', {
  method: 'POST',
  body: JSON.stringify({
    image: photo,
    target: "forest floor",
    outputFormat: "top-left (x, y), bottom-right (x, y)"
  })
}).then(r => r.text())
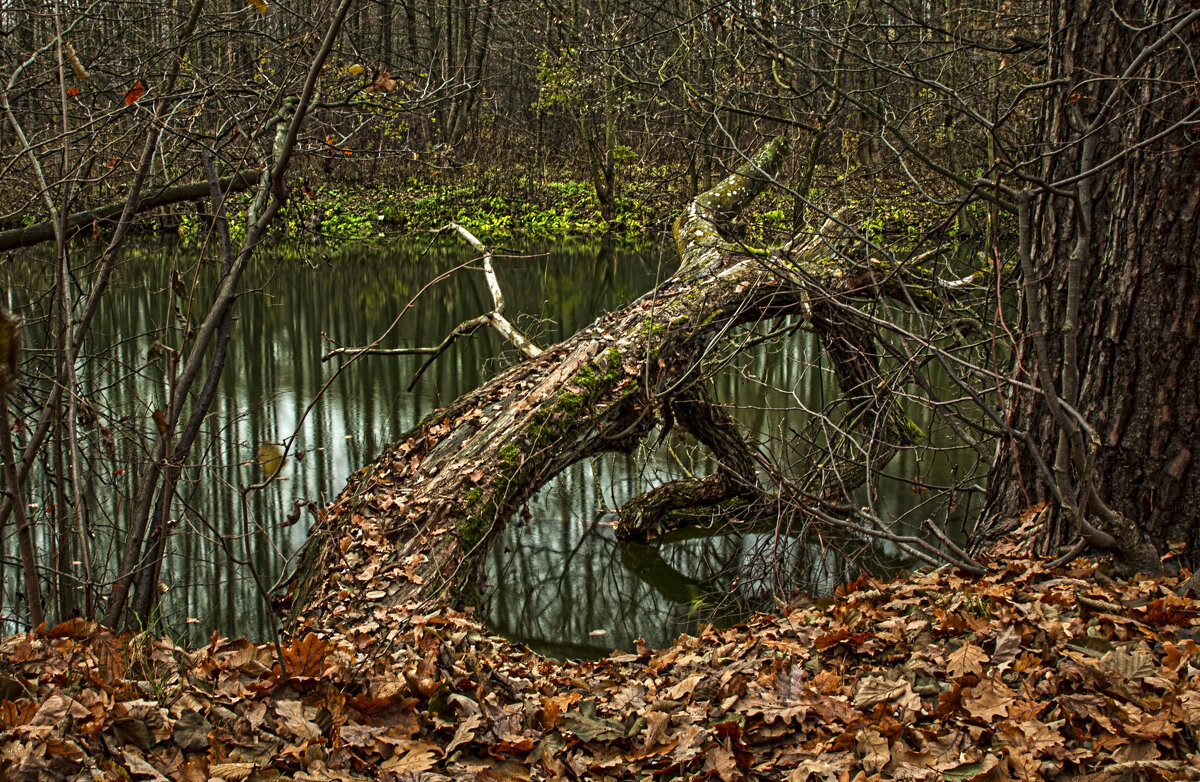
top-left (1, 535), bottom-right (1199, 781)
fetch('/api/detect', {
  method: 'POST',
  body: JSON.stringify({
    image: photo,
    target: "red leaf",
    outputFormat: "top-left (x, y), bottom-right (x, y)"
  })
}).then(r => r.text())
top-left (281, 632), bottom-right (328, 682)
top-left (124, 81), bottom-right (144, 106)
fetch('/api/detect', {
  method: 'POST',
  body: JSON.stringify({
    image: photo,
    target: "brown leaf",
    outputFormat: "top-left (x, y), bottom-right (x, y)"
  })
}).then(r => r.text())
top-left (991, 625), bottom-right (1022, 669)
top-left (282, 632), bottom-right (328, 681)
top-left (30, 694), bottom-right (89, 727)
top-left (702, 739), bottom-right (740, 782)
top-left (443, 712), bottom-right (481, 756)
top-left (946, 641), bottom-right (989, 678)
top-left (852, 676), bottom-right (907, 709)
top-left (380, 742), bottom-right (438, 773)
top-left (208, 762), bottom-right (255, 781)
top-left (667, 672), bottom-right (703, 700)
top-left (172, 709), bottom-right (211, 751)
top-left (364, 71), bottom-right (397, 94)
top-left (642, 710), bottom-right (672, 747)
top-left (541, 692), bottom-right (579, 728)
top-left (275, 699), bottom-right (321, 741)
top-left (857, 727), bottom-right (891, 774)
top-left (962, 678), bottom-right (1014, 723)
top-left (121, 747), bottom-right (168, 781)
top-left (92, 631), bottom-right (127, 683)
top-left (1101, 647), bottom-right (1156, 681)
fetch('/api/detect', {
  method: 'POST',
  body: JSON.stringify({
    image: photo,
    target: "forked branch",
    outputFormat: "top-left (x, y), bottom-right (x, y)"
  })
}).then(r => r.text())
top-left (322, 222), bottom-right (543, 389)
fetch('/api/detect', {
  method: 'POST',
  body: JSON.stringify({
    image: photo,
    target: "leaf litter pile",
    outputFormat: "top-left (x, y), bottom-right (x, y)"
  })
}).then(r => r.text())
top-left (4, 546), bottom-right (1200, 781)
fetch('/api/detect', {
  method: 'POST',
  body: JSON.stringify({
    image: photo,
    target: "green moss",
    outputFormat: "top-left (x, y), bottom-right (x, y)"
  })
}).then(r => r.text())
top-left (458, 512), bottom-right (492, 552)
top-left (640, 317), bottom-right (668, 337)
top-left (574, 365), bottom-right (600, 392)
top-left (900, 414), bottom-right (927, 443)
top-left (528, 351), bottom-right (626, 447)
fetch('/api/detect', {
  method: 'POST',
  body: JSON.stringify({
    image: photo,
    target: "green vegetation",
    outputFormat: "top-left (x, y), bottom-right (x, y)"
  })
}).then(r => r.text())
top-left (179, 170), bottom-right (670, 246)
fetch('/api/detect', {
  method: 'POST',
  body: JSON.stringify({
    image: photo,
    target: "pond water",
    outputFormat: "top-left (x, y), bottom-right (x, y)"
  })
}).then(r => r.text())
top-left (2, 236), bottom-right (982, 657)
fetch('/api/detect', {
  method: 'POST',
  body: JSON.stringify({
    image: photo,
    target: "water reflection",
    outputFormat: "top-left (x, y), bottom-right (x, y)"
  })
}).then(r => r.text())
top-left (2, 236), bottom-right (984, 655)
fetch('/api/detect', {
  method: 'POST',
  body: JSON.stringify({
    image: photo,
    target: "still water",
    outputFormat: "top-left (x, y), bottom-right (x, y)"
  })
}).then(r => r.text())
top-left (3, 236), bottom-right (981, 657)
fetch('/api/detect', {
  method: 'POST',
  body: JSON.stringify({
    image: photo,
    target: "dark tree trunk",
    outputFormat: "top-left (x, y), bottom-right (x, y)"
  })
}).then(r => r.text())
top-left (980, 1), bottom-right (1200, 570)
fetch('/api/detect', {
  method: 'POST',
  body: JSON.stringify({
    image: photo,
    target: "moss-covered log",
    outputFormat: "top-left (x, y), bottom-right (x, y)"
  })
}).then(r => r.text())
top-left (284, 139), bottom-right (924, 633)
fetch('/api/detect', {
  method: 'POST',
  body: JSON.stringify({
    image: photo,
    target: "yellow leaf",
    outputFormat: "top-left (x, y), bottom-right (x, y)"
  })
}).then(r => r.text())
top-left (64, 42), bottom-right (90, 80)
top-left (248, 0), bottom-right (267, 12)
top-left (256, 442), bottom-right (284, 478)
top-left (346, 64), bottom-right (364, 76)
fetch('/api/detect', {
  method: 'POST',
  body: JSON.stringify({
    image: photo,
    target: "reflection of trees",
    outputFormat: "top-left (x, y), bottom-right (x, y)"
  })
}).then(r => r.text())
top-left (1, 240), bottom-right (665, 640)
top-left (3, 233), bottom-right (985, 647)
top-left (618, 542), bottom-right (702, 606)
top-left (485, 513), bottom-right (744, 657)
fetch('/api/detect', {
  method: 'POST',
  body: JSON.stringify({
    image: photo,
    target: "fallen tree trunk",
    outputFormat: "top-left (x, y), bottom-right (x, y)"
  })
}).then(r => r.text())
top-left (285, 138), bottom-right (949, 633)
top-left (0, 170), bottom-right (259, 253)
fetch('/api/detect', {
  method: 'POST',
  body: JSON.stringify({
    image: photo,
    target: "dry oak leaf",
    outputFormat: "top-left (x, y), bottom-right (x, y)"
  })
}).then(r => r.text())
top-left (275, 700), bottom-right (322, 741)
top-left (946, 641), bottom-right (989, 678)
top-left (641, 710), bottom-right (673, 748)
top-left (379, 743), bottom-right (441, 772)
top-left (444, 712), bottom-right (481, 757)
top-left (702, 739), bottom-right (740, 782)
top-left (788, 756), bottom-right (851, 782)
top-left (667, 672), bottom-right (704, 700)
top-left (29, 693), bottom-right (90, 727)
top-left (856, 727), bottom-right (890, 774)
top-left (852, 675), bottom-right (920, 711)
top-left (121, 747), bottom-right (169, 781)
top-left (962, 677), bottom-right (1014, 723)
top-left (1178, 690), bottom-right (1200, 726)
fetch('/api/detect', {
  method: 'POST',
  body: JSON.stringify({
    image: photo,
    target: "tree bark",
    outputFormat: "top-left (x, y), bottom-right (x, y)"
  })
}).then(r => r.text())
top-left (0, 170), bottom-right (258, 253)
top-left (978, 1), bottom-right (1200, 571)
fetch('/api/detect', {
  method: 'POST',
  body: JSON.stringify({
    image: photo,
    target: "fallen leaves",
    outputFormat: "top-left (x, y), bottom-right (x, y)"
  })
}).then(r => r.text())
top-left (3, 552), bottom-right (1200, 780)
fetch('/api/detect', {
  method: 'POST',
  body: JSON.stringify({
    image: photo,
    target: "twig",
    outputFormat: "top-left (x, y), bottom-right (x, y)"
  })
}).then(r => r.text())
top-left (444, 222), bottom-right (543, 359)
top-left (1046, 538), bottom-right (1088, 570)
top-left (323, 223), bottom-right (543, 386)
top-left (921, 520), bottom-right (986, 576)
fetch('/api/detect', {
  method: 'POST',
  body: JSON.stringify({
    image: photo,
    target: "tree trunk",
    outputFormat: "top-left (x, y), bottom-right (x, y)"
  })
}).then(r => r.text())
top-left (284, 138), bottom-right (923, 631)
top-left (978, 1), bottom-right (1200, 571)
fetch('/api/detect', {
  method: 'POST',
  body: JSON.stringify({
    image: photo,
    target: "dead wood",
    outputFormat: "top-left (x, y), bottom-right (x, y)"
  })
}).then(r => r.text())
top-left (284, 139), bottom-right (971, 634)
